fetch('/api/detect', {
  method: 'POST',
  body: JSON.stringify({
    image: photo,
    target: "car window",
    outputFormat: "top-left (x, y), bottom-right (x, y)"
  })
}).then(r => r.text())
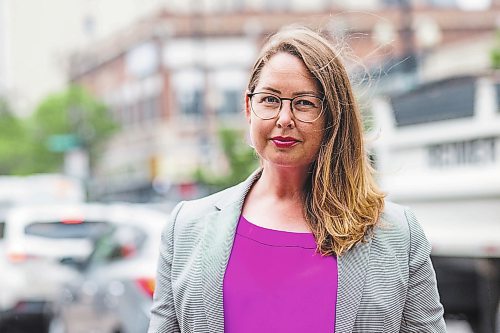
top-left (86, 225), bottom-right (146, 268)
top-left (24, 221), bottom-right (111, 239)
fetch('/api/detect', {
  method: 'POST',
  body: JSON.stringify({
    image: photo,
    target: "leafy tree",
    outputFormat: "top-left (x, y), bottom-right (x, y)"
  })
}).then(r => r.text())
top-left (491, 30), bottom-right (500, 70)
top-left (0, 99), bottom-right (32, 174)
top-left (29, 85), bottom-right (117, 173)
top-left (195, 127), bottom-right (258, 192)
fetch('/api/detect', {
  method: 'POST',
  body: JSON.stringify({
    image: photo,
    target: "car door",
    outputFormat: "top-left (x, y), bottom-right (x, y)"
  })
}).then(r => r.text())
top-left (62, 226), bottom-right (145, 333)
top-left (60, 229), bottom-right (121, 333)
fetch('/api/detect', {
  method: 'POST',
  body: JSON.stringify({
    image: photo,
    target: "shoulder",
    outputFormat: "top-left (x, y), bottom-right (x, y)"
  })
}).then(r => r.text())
top-left (172, 169), bottom-right (261, 224)
top-left (162, 180), bottom-right (247, 238)
top-left (161, 170), bottom-right (261, 243)
top-left (373, 201), bottom-right (430, 252)
top-left (378, 201), bottom-right (420, 233)
top-left (174, 181), bottom-right (246, 221)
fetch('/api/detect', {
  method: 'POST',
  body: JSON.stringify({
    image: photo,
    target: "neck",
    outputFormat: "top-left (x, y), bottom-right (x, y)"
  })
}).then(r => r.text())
top-left (254, 164), bottom-right (310, 200)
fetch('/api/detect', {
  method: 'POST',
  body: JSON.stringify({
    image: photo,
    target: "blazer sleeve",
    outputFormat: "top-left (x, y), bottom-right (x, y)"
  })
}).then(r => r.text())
top-left (400, 208), bottom-right (446, 333)
top-left (148, 202), bottom-right (184, 333)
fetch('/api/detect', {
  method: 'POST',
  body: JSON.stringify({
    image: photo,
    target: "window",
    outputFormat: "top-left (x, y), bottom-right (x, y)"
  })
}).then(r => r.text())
top-left (143, 96), bottom-right (161, 122)
top-left (179, 90), bottom-right (204, 115)
top-left (427, 0), bottom-right (457, 7)
top-left (495, 83), bottom-right (500, 113)
top-left (86, 226), bottom-right (146, 267)
top-left (24, 221), bottom-right (111, 239)
top-left (217, 90), bottom-right (242, 114)
top-left (391, 77), bottom-right (475, 126)
top-left (381, 0), bottom-right (402, 6)
top-left (86, 230), bottom-right (119, 266)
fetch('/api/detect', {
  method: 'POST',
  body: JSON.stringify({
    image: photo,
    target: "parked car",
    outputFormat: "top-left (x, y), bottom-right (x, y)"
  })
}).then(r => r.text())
top-left (48, 205), bottom-right (167, 333)
top-left (0, 203), bottom-right (167, 333)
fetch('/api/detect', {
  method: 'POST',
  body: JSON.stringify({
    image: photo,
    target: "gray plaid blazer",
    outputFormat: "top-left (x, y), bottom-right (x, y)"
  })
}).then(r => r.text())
top-left (148, 171), bottom-right (446, 333)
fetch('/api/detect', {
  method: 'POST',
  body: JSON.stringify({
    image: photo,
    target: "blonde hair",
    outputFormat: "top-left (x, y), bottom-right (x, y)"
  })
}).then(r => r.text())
top-left (247, 26), bottom-right (385, 256)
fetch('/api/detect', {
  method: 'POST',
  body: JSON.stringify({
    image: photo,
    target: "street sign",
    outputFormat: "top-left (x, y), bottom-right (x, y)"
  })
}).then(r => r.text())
top-left (47, 134), bottom-right (80, 152)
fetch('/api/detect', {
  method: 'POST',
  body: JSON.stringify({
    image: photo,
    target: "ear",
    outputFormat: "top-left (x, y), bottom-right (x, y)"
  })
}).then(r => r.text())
top-left (244, 92), bottom-right (251, 124)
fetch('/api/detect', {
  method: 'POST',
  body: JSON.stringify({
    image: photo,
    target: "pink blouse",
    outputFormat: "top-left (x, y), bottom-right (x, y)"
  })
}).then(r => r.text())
top-left (223, 215), bottom-right (338, 332)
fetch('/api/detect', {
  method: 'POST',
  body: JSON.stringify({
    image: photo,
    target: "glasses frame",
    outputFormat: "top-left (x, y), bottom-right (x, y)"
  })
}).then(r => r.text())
top-left (247, 92), bottom-right (325, 123)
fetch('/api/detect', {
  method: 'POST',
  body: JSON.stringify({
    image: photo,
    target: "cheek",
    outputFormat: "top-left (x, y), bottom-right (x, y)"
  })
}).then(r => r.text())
top-left (249, 121), bottom-right (263, 144)
top-left (248, 119), bottom-right (271, 151)
top-left (306, 124), bottom-right (326, 155)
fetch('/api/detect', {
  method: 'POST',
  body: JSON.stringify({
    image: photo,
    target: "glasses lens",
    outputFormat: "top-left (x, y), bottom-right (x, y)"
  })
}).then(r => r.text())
top-left (292, 96), bottom-right (323, 122)
top-left (251, 93), bottom-right (281, 119)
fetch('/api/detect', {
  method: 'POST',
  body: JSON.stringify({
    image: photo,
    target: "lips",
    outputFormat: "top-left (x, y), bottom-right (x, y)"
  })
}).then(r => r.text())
top-left (271, 136), bottom-right (299, 148)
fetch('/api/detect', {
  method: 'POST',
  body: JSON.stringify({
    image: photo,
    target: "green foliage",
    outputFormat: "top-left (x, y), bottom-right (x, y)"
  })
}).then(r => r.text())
top-left (195, 127), bottom-right (258, 192)
top-left (0, 85), bottom-right (118, 175)
top-left (491, 30), bottom-right (500, 70)
top-left (0, 99), bottom-right (32, 175)
top-left (29, 85), bottom-right (118, 173)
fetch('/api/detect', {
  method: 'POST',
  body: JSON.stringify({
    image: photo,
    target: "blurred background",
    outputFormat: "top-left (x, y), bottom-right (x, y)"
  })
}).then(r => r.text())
top-left (0, 0), bottom-right (499, 332)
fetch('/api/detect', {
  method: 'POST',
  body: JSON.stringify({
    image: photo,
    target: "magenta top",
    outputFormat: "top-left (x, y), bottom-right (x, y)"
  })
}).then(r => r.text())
top-left (223, 215), bottom-right (338, 333)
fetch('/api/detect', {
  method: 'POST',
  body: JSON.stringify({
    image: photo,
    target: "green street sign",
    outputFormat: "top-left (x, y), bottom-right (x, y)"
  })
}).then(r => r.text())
top-left (47, 134), bottom-right (80, 152)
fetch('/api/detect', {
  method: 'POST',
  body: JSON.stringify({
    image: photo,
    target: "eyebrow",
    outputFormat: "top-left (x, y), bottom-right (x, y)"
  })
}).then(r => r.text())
top-left (260, 86), bottom-right (319, 96)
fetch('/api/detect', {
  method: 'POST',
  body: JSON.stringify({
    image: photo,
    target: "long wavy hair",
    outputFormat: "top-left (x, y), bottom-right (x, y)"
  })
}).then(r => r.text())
top-left (247, 26), bottom-right (385, 256)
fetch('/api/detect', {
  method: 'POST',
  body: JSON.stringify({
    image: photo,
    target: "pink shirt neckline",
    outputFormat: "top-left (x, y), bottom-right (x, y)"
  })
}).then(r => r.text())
top-left (238, 215), bottom-right (317, 249)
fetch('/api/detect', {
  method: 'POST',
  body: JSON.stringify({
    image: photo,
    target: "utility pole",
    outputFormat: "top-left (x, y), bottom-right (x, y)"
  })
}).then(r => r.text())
top-left (398, 0), bottom-right (418, 73)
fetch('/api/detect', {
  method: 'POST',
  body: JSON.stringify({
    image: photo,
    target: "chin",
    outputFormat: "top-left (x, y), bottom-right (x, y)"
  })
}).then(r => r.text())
top-left (263, 156), bottom-right (313, 170)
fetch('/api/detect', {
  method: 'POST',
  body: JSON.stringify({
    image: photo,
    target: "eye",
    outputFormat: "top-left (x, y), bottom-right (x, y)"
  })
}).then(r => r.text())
top-left (258, 94), bottom-right (280, 105)
top-left (295, 99), bottom-right (314, 106)
top-left (294, 97), bottom-right (319, 109)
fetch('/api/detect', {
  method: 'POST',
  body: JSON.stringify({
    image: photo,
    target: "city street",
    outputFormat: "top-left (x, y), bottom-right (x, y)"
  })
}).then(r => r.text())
top-left (1, 1), bottom-right (500, 333)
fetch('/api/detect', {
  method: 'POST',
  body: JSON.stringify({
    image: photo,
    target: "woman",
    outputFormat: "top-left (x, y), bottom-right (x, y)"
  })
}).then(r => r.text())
top-left (148, 26), bottom-right (445, 333)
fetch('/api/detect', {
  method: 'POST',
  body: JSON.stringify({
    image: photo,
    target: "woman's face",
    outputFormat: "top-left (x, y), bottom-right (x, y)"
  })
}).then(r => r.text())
top-left (246, 52), bottom-right (326, 171)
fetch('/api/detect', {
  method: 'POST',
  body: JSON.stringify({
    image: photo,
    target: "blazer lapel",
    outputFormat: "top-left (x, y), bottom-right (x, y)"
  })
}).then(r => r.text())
top-left (200, 201), bottom-right (241, 333)
top-left (335, 237), bottom-right (372, 333)
top-left (200, 170), bottom-right (261, 333)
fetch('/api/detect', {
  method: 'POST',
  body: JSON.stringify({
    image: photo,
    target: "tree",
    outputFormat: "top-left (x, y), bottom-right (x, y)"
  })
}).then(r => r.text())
top-left (0, 99), bottom-right (32, 175)
top-left (491, 30), bottom-right (500, 70)
top-left (195, 127), bottom-right (258, 192)
top-left (29, 85), bottom-right (117, 173)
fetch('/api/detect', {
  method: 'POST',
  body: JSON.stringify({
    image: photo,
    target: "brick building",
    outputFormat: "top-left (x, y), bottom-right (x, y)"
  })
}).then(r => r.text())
top-left (68, 5), bottom-right (500, 201)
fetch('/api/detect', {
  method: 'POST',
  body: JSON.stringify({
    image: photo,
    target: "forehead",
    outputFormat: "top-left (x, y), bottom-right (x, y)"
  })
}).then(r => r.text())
top-left (255, 52), bottom-right (320, 93)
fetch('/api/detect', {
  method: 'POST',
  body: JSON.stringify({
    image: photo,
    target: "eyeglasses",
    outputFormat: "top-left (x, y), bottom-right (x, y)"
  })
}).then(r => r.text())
top-left (247, 92), bottom-right (324, 123)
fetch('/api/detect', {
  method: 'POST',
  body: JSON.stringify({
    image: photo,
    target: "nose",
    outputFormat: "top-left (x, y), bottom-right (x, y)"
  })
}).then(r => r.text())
top-left (276, 100), bottom-right (295, 128)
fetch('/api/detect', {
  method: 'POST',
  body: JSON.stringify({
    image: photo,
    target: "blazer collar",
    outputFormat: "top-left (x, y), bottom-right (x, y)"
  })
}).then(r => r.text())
top-left (200, 168), bottom-right (372, 333)
top-left (213, 168), bottom-right (262, 211)
top-left (200, 169), bottom-right (261, 332)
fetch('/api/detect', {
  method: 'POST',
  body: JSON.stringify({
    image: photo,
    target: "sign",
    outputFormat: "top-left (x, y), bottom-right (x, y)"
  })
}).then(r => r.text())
top-left (47, 134), bottom-right (80, 152)
top-left (428, 137), bottom-right (496, 168)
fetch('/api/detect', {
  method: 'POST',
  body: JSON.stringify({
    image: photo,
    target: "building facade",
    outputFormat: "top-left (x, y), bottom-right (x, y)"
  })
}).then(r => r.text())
top-left (68, 6), bottom-right (500, 201)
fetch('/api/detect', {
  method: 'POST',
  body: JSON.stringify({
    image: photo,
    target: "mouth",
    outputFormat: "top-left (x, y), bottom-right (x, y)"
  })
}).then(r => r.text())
top-left (271, 136), bottom-right (300, 148)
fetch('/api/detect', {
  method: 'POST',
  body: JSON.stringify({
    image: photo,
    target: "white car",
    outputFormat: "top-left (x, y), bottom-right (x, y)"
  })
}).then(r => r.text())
top-left (0, 203), bottom-right (168, 333)
top-left (49, 209), bottom-right (166, 333)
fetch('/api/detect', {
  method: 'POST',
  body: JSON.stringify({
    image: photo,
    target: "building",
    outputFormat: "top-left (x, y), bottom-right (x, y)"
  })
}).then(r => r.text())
top-left (0, 0), bottom-right (395, 115)
top-left (67, 5), bottom-right (500, 201)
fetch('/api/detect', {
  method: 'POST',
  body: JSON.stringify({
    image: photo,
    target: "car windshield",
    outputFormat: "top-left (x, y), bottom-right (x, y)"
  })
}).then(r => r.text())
top-left (24, 221), bottom-right (111, 239)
